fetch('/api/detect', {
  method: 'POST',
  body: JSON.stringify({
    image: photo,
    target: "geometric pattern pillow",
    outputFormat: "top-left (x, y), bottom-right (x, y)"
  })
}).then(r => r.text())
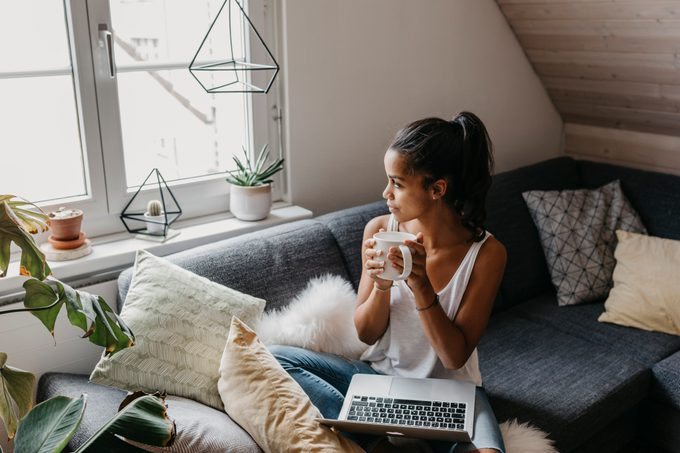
top-left (522, 180), bottom-right (647, 306)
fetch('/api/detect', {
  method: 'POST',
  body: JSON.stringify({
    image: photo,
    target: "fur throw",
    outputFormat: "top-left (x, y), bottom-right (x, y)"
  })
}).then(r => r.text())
top-left (257, 274), bottom-right (369, 359)
top-left (501, 419), bottom-right (558, 453)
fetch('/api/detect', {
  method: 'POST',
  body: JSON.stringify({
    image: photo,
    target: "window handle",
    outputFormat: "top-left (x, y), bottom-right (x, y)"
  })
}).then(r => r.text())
top-left (98, 24), bottom-right (116, 79)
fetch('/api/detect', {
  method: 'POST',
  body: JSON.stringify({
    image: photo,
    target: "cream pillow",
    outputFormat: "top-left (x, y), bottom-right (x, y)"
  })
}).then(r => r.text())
top-left (218, 317), bottom-right (364, 453)
top-left (598, 230), bottom-right (680, 335)
top-left (90, 250), bottom-right (266, 409)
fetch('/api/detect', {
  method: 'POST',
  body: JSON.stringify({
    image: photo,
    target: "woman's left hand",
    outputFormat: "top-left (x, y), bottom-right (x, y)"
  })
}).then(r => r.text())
top-left (388, 232), bottom-right (432, 294)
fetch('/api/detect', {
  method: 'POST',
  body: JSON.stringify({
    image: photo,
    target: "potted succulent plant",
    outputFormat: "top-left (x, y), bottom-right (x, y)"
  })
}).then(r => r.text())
top-left (226, 144), bottom-right (284, 221)
top-left (0, 195), bottom-right (175, 451)
top-left (144, 199), bottom-right (166, 235)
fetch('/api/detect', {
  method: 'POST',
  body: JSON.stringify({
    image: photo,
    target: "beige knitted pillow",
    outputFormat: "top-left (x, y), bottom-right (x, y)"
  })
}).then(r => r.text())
top-left (218, 317), bottom-right (364, 452)
top-left (599, 230), bottom-right (680, 335)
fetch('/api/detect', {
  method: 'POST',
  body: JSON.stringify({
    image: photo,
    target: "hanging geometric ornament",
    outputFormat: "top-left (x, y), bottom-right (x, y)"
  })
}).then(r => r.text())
top-left (189, 0), bottom-right (279, 93)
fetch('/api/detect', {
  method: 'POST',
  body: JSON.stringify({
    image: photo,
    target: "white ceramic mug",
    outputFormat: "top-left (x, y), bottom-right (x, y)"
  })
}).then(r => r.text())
top-left (373, 231), bottom-right (416, 280)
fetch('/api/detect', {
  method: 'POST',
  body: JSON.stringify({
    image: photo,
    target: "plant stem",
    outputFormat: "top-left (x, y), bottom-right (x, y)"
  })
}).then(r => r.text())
top-left (0, 298), bottom-right (60, 315)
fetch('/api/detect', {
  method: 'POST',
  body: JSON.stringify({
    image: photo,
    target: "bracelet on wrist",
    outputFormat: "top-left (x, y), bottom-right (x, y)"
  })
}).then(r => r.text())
top-left (374, 282), bottom-right (392, 292)
top-left (416, 294), bottom-right (439, 312)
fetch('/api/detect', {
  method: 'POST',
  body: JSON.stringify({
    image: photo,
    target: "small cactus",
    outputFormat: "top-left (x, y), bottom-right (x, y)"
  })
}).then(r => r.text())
top-left (146, 200), bottom-right (163, 217)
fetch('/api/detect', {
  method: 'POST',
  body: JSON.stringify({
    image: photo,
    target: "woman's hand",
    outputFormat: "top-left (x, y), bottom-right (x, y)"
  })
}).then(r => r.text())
top-left (389, 232), bottom-right (432, 294)
top-left (363, 228), bottom-right (392, 290)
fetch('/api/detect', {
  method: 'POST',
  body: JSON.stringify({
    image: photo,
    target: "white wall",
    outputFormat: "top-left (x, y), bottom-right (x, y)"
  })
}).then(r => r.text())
top-left (0, 280), bottom-right (118, 379)
top-left (281, 0), bottom-right (563, 215)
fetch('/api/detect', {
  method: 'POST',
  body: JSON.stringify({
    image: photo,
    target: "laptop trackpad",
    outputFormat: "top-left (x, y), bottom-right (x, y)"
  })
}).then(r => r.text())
top-left (389, 377), bottom-right (432, 400)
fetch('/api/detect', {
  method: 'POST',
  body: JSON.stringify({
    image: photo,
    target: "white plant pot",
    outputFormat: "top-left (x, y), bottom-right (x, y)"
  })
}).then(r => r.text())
top-left (144, 212), bottom-right (166, 235)
top-left (230, 184), bottom-right (272, 221)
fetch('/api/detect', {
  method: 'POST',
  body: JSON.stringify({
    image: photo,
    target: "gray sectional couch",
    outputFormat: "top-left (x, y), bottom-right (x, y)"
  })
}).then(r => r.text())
top-left (38, 156), bottom-right (680, 452)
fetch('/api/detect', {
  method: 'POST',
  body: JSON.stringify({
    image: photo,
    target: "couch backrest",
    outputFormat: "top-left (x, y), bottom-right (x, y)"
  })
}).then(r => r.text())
top-left (117, 220), bottom-right (352, 313)
top-left (577, 160), bottom-right (680, 241)
top-left (316, 201), bottom-right (390, 290)
top-left (485, 156), bottom-right (582, 309)
top-left (117, 157), bottom-right (678, 317)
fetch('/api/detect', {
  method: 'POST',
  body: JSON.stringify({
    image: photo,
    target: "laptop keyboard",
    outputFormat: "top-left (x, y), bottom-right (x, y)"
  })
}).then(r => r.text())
top-left (347, 395), bottom-right (467, 430)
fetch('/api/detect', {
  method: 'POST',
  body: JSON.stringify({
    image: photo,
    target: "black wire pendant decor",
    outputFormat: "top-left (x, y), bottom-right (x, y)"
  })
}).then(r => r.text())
top-left (189, 0), bottom-right (279, 93)
top-left (119, 169), bottom-right (182, 237)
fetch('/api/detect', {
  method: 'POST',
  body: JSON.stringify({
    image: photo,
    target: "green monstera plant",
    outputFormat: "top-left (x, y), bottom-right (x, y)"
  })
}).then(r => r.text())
top-left (0, 195), bottom-right (175, 452)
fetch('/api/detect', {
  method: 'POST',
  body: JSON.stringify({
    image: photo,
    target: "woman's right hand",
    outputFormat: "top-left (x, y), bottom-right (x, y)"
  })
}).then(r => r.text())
top-left (363, 228), bottom-right (392, 290)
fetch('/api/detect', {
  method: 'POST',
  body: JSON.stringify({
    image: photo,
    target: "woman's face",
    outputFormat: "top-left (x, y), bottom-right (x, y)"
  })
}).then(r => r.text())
top-left (382, 149), bottom-right (433, 222)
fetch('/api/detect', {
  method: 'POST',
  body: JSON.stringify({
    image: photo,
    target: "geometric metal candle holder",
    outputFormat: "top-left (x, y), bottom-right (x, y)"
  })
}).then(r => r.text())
top-left (189, 0), bottom-right (279, 93)
top-left (119, 169), bottom-right (182, 237)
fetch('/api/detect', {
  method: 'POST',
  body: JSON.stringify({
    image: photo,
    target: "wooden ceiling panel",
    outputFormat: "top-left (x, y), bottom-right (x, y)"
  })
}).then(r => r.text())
top-left (500, 2), bottom-right (680, 20)
top-left (497, 0), bottom-right (680, 137)
top-left (528, 50), bottom-right (680, 84)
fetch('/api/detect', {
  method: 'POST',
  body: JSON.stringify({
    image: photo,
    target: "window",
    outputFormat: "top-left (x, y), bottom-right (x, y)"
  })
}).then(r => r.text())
top-left (1, 0), bottom-right (283, 238)
top-left (1, 1), bottom-right (87, 203)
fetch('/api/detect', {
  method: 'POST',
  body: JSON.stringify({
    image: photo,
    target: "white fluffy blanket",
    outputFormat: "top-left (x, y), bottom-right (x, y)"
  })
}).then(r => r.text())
top-left (257, 274), bottom-right (368, 359)
top-left (256, 274), bottom-right (558, 453)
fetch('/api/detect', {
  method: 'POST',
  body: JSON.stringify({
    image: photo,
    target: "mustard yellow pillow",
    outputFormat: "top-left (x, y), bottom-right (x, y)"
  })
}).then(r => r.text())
top-left (598, 230), bottom-right (680, 335)
top-left (217, 317), bottom-right (364, 452)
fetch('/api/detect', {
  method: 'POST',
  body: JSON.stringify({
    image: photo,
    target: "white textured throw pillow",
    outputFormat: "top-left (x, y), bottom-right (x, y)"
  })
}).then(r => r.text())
top-left (90, 250), bottom-right (265, 409)
top-left (257, 274), bottom-right (369, 359)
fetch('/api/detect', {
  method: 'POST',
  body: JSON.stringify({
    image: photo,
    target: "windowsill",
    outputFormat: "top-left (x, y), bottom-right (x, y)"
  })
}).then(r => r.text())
top-left (0, 202), bottom-right (312, 301)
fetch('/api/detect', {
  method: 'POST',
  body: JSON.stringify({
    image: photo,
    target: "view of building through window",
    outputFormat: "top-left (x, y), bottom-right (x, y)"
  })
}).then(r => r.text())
top-left (110, 0), bottom-right (247, 188)
top-left (1, 0), bottom-right (250, 203)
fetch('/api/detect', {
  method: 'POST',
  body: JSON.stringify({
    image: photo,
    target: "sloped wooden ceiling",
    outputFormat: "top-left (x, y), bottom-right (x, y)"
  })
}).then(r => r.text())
top-left (497, 0), bottom-right (680, 175)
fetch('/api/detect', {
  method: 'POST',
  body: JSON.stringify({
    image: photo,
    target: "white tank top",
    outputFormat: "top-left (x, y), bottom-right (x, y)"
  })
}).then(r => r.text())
top-left (360, 214), bottom-right (489, 386)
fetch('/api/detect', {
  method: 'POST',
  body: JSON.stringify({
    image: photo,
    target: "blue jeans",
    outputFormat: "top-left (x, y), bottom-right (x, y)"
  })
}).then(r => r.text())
top-left (270, 345), bottom-right (505, 453)
top-left (269, 344), bottom-right (380, 419)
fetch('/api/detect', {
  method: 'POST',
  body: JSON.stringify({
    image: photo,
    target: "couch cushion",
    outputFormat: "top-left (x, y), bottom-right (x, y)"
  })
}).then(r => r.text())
top-left (218, 318), bottom-right (363, 453)
top-left (38, 373), bottom-right (127, 450)
top-left (509, 292), bottom-right (680, 367)
top-left (316, 201), bottom-right (389, 290)
top-left (485, 157), bottom-right (582, 309)
top-left (599, 230), bottom-right (680, 336)
top-left (577, 160), bottom-right (680, 241)
top-left (479, 312), bottom-right (650, 452)
top-left (92, 250), bottom-right (266, 410)
top-left (37, 372), bottom-right (261, 452)
top-left (118, 220), bottom-right (351, 313)
top-left (652, 351), bottom-right (680, 411)
top-left (522, 180), bottom-right (647, 307)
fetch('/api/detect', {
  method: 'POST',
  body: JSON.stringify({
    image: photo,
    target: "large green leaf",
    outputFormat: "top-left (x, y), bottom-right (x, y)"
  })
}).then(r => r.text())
top-left (76, 394), bottom-right (175, 452)
top-left (6, 198), bottom-right (49, 235)
top-left (0, 353), bottom-right (35, 439)
top-left (0, 201), bottom-right (50, 280)
top-left (0, 236), bottom-right (10, 280)
top-left (23, 280), bottom-right (63, 337)
top-left (79, 293), bottom-right (134, 356)
top-left (60, 283), bottom-right (89, 334)
top-left (16, 279), bottom-right (134, 356)
top-left (14, 395), bottom-right (85, 453)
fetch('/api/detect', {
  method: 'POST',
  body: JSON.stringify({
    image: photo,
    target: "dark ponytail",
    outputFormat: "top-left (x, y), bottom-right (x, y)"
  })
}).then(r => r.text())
top-left (388, 111), bottom-right (494, 241)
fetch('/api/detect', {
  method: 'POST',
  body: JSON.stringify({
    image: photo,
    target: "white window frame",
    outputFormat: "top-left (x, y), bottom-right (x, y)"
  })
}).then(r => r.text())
top-left (21, 0), bottom-right (285, 239)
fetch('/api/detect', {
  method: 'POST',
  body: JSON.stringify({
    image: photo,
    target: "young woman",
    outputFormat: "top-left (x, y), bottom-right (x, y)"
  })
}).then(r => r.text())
top-left (271, 112), bottom-right (507, 453)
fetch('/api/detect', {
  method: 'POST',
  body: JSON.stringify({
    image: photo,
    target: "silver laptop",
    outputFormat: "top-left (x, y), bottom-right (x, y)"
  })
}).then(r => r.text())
top-left (319, 374), bottom-right (475, 442)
